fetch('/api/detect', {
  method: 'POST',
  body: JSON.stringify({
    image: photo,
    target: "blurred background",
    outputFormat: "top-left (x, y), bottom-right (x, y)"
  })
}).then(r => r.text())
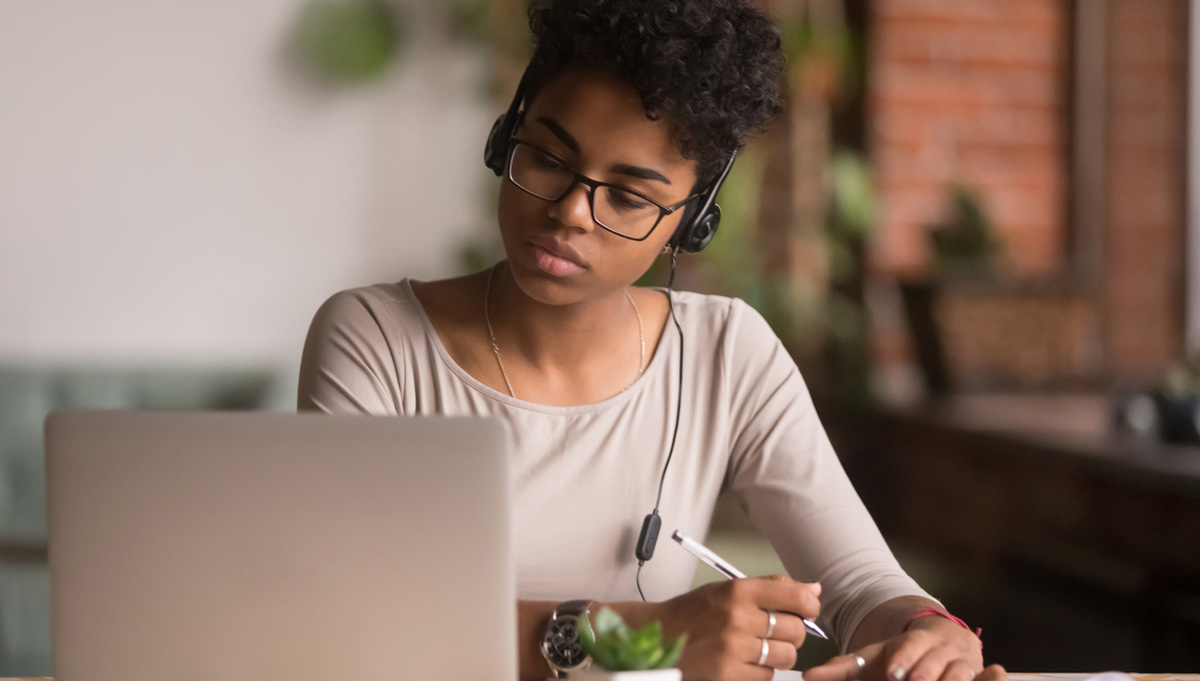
top-left (1, 0), bottom-right (1198, 674)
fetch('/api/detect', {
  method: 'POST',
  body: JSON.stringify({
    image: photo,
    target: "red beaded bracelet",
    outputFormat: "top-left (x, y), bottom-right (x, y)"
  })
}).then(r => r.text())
top-left (902, 608), bottom-right (983, 645)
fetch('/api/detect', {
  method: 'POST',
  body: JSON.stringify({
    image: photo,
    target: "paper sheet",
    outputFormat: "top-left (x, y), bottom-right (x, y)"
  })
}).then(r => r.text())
top-left (777, 671), bottom-right (1155, 681)
top-left (1010, 674), bottom-right (1168, 681)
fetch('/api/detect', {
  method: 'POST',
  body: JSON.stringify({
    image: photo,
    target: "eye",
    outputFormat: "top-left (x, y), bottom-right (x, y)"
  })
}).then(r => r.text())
top-left (532, 149), bottom-right (566, 172)
top-left (607, 188), bottom-right (653, 212)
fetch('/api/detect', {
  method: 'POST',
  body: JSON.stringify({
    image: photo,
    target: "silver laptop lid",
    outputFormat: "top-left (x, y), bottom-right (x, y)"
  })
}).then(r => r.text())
top-left (45, 411), bottom-right (515, 681)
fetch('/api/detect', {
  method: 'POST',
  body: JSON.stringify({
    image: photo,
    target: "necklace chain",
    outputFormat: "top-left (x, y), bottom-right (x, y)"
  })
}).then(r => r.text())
top-left (484, 264), bottom-right (645, 399)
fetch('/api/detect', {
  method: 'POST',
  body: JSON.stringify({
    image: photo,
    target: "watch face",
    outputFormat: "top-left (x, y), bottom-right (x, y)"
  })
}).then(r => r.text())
top-left (545, 615), bottom-right (588, 668)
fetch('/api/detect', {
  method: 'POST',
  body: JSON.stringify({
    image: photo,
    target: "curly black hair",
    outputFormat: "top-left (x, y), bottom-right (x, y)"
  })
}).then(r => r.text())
top-left (524, 0), bottom-right (785, 189)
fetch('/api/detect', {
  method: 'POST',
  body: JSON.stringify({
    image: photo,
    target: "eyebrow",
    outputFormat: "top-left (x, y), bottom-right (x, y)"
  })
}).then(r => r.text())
top-left (536, 116), bottom-right (673, 186)
top-left (611, 162), bottom-right (671, 185)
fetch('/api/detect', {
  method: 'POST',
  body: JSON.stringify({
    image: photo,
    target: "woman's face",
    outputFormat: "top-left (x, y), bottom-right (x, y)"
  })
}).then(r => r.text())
top-left (496, 65), bottom-right (699, 306)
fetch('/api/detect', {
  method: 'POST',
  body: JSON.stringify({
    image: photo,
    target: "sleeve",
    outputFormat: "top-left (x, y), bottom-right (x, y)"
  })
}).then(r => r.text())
top-left (721, 299), bottom-right (938, 651)
top-left (297, 289), bottom-right (402, 415)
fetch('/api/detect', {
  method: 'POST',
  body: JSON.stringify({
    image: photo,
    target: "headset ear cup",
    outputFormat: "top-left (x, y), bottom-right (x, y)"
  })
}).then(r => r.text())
top-left (667, 218), bottom-right (690, 252)
top-left (484, 114), bottom-right (510, 176)
top-left (683, 205), bottom-right (721, 253)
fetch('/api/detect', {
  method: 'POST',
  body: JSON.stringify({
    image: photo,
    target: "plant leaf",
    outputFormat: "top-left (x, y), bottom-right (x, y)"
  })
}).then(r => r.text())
top-left (615, 643), bottom-right (648, 671)
top-left (656, 634), bottom-right (687, 669)
top-left (594, 607), bottom-right (626, 636)
top-left (579, 607), bottom-right (687, 671)
top-left (590, 642), bottom-right (619, 671)
top-left (639, 620), bottom-right (662, 643)
top-left (579, 613), bottom-right (596, 654)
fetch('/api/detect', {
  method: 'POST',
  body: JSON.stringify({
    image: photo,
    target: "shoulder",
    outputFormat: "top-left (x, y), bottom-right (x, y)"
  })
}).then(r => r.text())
top-left (303, 279), bottom-right (447, 362)
top-left (668, 290), bottom-right (777, 346)
top-left (299, 282), bottom-right (423, 414)
top-left (315, 281), bottom-right (411, 312)
top-left (308, 280), bottom-right (423, 339)
top-left (667, 291), bottom-right (794, 399)
top-left (409, 272), bottom-right (486, 330)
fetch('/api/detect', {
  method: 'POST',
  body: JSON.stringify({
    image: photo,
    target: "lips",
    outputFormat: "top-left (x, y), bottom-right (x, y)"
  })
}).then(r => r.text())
top-left (528, 238), bottom-right (588, 277)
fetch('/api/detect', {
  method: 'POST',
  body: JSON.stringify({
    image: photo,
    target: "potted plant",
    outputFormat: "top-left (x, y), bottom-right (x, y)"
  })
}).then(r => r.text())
top-left (1114, 361), bottom-right (1200, 445)
top-left (900, 184), bottom-right (998, 395)
top-left (572, 607), bottom-right (687, 680)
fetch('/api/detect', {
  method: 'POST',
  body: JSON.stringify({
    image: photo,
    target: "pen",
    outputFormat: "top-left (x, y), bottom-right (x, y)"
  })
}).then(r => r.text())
top-left (671, 530), bottom-right (829, 640)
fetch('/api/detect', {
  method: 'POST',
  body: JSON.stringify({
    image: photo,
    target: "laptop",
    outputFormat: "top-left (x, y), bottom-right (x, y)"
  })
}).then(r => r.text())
top-left (44, 411), bottom-right (516, 681)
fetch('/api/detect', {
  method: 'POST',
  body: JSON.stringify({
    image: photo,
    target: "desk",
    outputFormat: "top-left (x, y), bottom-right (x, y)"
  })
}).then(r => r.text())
top-left (1008, 677), bottom-right (1200, 681)
top-left (6, 674), bottom-right (1199, 680)
top-left (863, 394), bottom-right (1200, 670)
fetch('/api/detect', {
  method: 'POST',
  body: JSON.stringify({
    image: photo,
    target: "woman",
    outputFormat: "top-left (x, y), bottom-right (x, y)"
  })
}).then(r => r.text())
top-left (299, 1), bottom-right (1007, 680)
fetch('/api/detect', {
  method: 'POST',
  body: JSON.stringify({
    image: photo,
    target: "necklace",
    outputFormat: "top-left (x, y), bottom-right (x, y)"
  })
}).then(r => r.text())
top-left (483, 264), bottom-right (645, 399)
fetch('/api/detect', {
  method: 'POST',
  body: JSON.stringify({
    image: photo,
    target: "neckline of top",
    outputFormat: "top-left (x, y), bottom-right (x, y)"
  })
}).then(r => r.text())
top-left (399, 278), bottom-right (678, 416)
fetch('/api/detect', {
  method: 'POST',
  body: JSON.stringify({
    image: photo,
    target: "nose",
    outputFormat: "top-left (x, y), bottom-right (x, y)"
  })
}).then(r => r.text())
top-left (547, 181), bottom-right (596, 233)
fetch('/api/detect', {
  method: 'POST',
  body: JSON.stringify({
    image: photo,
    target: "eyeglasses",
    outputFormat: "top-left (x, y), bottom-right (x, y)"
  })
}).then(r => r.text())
top-left (506, 139), bottom-right (700, 241)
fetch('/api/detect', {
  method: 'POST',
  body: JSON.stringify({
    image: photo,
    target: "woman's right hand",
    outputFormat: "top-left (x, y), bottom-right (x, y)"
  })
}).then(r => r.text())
top-left (643, 574), bottom-right (822, 681)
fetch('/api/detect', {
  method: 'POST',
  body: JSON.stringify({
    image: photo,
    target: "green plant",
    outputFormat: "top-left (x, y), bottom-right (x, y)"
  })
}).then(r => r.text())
top-left (445, 0), bottom-right (491, 46)
top-left (578, 607), bottom-right (686, 672)
top-left (1160, 361), bottom-right (1200, 399)
top-left (291, 0), bottom-right (406, 84)
top-left (928, 185), bottom-right (998, 272)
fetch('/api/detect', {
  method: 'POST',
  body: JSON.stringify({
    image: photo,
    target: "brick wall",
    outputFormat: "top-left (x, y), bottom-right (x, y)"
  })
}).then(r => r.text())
top-left (868, 0), bottom-right (1071, 279)
top-left (1102, 0), bottom-right (1188, 377)
top-left (868, 0), bottom-right (1189, 385)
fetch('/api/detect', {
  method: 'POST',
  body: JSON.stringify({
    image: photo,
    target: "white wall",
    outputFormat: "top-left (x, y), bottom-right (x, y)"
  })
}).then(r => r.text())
top-left (0, 0), bottom-right (494, 366)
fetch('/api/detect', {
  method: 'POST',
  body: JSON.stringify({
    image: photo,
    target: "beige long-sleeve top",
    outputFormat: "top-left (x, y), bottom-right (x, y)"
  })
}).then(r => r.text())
top-left (297, 279), bottom-right (936, 649)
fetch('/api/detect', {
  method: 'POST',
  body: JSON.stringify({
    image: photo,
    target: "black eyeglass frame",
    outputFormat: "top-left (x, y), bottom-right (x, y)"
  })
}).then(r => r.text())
top-left (506, 137), bottom-right (702, 242)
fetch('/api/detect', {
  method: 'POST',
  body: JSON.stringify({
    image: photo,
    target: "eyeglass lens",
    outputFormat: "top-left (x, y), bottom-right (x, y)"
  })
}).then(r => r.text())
top-left (508, 142), bottom-right (661, 239)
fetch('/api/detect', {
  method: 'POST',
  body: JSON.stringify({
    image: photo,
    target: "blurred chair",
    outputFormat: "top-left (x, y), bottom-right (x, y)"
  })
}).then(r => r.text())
top-left (0, 365), bottom-right (293, 676)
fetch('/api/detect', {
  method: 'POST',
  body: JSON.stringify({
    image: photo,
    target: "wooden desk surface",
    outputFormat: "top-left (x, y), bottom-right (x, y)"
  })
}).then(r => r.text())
top-left (10, 674), bottom-right (1199, 680)
top-left (882, 394), bottom-right (1200, 495)
top-left (1008, 676), bottom-right (1200, 681)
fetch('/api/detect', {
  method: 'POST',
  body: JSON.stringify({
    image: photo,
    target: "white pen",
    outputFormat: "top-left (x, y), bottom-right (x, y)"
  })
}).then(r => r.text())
top-left (671, 530), bottom-right (828, 640)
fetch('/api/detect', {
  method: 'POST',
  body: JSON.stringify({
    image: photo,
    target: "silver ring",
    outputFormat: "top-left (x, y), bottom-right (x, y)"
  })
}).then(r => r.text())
top-left (853, 655), bottom-right (866, 671)
top-left (765, 609), bottom-right (777, 638)
top-left (757, 637), bottom-right (770, 666)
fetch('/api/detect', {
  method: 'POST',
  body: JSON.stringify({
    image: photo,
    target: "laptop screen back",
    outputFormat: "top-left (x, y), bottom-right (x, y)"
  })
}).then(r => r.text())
top-left (45, 411), bottom-right (515, 681)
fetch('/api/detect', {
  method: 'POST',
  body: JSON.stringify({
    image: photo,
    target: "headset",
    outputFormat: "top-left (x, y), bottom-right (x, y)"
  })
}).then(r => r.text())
top-left (484, 66), bottom-right (736, 254)
top-left (485, 65), bottom-right (738, 599)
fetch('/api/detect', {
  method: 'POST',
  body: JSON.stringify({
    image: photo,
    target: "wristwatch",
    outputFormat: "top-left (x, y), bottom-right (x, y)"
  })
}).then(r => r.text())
top-left (540, 599), bottom-right (593, 677)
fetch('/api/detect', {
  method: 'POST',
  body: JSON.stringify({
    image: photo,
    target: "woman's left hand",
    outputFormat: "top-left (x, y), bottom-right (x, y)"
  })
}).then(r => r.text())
top-left (804, 616), bottom-right (1006, 681)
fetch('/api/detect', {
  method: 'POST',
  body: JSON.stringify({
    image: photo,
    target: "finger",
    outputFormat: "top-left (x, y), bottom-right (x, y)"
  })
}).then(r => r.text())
top-left (978, 664), bottom-right (1008, 681)
top-left (741, 578), bottom-right (821, 621)
top-left (744, 636), bottom-right (799, 671)
top-left (906, 643), bottom-right (960, 681)
top-left (680, 635), bottom-right (776, 681)
top-left (758, 574), bottom-right (822, 597)
top-left (882, 630), bottom-right (937, 681)
top-left (730, 665), bottom-right (776, 681)
top-left (804, 653), bottom-right (868, 681)
top-left (937, 659), bottom-right (978, 681)
top-left (805, 643), bottom-right (884, 681)
top-left (763, 610), bottom-right (809, 649)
